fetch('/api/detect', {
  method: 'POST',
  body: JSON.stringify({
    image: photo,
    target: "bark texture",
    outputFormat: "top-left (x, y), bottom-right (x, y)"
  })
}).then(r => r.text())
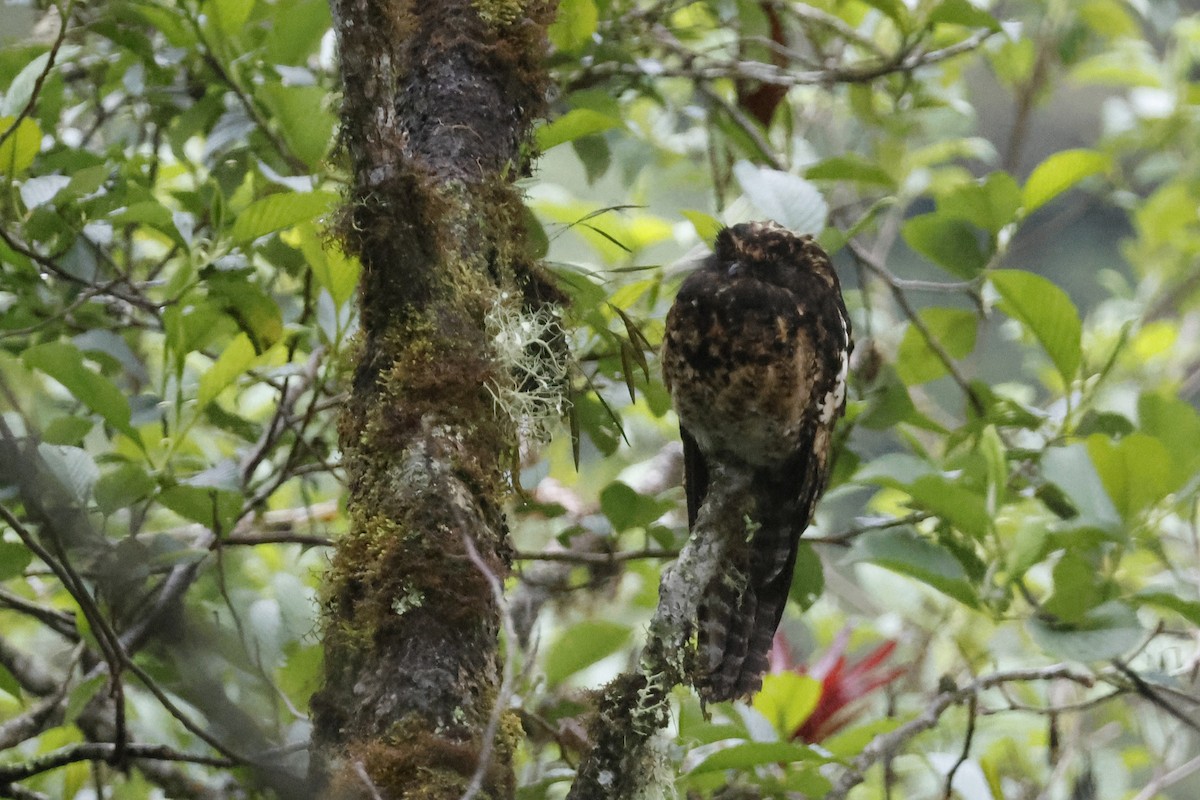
top-left (310, 2), bottom-right (552, 797)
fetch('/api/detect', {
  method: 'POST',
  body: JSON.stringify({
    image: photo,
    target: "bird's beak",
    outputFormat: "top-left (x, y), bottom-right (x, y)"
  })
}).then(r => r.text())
top-left (727, 261), bottom-right (743, 277)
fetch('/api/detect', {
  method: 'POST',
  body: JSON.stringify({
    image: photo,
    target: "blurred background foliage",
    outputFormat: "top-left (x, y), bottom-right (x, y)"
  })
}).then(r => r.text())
top-left (0, 0), bottom-right (1199, 797)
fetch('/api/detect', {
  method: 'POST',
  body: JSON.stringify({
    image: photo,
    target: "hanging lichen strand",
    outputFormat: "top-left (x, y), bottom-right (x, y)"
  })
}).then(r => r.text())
top-left (310, 2), bottom-right (554, 798)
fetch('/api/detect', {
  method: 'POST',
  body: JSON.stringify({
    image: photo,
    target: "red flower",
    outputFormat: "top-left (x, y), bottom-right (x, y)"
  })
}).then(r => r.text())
top-left (769, 628), bottom-right (903, 743)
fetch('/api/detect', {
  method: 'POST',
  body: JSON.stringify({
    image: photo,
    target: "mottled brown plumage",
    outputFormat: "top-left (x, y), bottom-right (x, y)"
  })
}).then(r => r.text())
top-left (661, 220), bottom-right (851, 702)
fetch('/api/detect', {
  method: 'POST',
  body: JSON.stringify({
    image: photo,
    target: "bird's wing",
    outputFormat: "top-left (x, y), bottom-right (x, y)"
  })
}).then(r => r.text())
top-left (680, 426), bottom-right (709, 530)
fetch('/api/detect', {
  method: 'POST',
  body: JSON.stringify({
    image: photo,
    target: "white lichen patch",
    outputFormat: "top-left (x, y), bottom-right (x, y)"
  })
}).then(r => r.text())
top-left (484, 297), bottom-right (571, 445)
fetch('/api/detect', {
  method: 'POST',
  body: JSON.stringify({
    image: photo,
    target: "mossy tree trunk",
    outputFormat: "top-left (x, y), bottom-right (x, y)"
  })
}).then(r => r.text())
top-left (310, 2), bottom-right (552, 797)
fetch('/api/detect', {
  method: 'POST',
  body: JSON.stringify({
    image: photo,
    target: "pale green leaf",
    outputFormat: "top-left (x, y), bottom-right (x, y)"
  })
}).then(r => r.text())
top-left (806, 155), bottom-right (895, 188)
top-left (231, 191), bottom-right (338, 243)
top-left (901, 214), bottom-right (988, 277)
top-left (544, 620), bottom-right (630, 686)
top-left (1022, 150), bottom-right (1110, 214)
top-left (22, 342), bottom-right (138, 442)
top-left (1041, 444), bottom-right (1122, 534)
top-left (990, 269), bottom-right (1082, 383)
top-left (850, 529), bottom-right (979, 607)
top-left (930, 0), bottom-right (1001, 30)
top-left (733, 162), bottom-right (827, 235)
top-left (285, 223), bottom-right (361, 307)
top-left (548, 0), bottom-right (598, 52)
top-left (95, 463), bottom-right (156, 514)
top-left (197, 333), bottom-right (258, 409)
top-left (689, 741), bottom-right (828, 774)
top-left (204, 0), bottom-right (254, 38)
top-left (1086, 433), bottom-right (1177, 520)
top-left (65, 674), bottom-right (108, 724)
top-left (753, 672), bottom-right (822, 737)
top-left (895, 308), bottom-right (978, 385)
top-left (535, 108), bottom-right (618, 152)
top-left (682, 210), bottom-right (724, 244)
top-left (1028, 601), bottom-right (1142, 662)
top-left (0, 117), bottom-right (41, 176)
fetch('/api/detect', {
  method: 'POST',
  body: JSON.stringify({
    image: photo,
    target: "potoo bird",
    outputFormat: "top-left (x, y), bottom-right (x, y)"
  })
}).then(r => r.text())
top-left (661, 220), bottom-right (852, 702)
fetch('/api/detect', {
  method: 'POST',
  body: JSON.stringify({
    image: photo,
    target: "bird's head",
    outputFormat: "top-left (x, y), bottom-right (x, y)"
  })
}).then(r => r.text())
top-left (712, 221), bottom-right (840, 291)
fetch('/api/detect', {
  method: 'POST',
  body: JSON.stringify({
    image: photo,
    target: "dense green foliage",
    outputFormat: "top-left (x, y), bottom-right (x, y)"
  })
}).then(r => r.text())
top-left (0, 0), bottom-right (1198, 797)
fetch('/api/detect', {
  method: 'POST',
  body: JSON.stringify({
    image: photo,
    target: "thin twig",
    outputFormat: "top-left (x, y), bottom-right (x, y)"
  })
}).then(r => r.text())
top-left (459, 531), bottom-right (521, 800)
top-left (0, 743), bottom-right (234, 786)
top-left (1129, 752), bottom-right (1200, 800)
top-left (0, 0), bottom-right (75, 154)
top-left (942, 693), bottom-right (977, 799)
top-left (847, 239), bottom-right (986, 415)
top-left (512, 547), bottom-right (677, 564)
top-left (826, 664), bottom-right (1096, 800)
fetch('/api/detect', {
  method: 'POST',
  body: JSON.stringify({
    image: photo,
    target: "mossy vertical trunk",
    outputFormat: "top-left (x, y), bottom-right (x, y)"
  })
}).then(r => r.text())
top-left (310, 2), bottom-right (551, 797)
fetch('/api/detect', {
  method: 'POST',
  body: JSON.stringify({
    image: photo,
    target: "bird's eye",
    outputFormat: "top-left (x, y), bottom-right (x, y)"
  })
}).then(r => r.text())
top-left (727, 261), bottom-right (743, 277)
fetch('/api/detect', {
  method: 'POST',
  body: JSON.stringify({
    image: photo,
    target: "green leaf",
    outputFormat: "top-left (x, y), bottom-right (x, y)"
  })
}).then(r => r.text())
top-left (1138, 391), bottom-right (1200, 481)
top-left (689, 741), bottom-right (828, 774)
top-left (895, 308), bottom-right (978, 385)
top-left (572, 134), bottom-right (611, 183)
top-left (1043, 552), bottom-right (1101, 622)
top-left (1086, 433), bottom-right (1177, 520)
top-left (279, 642), bottom-right (324, 705)
top-left (1007, 518), bottom-right (1050, 579)
top-left (942, 172), bottom-right (1022, 233)
top-left (257, 84), bottom-right (335, 168)
top-left (850, 529), bottom-right (978, 607)
top-left (1022, 149), bottom-right (1110, 214)
top-left (0, 662), bottom-right (22, 700)
top-left (733, 162), bottom-right (827, 235)
top-left (535, 108), bottom-right (618, 151)
top-left (197, 333), bottom-right (259, 410)
top-left (1133, 591), bottom-right (1200, 627)
top-left (544, 620), bottom-right (630, 686)
top-left (2, 52), bottom-right (51, 116)
top-left (0, 541), bottom-right (32, 582)
top-left (94, 463), bottom-right (156, 514)
top-left (42, 416), bottom-right (94, 446)
top-left (822, 718), bottom-right (903, 759)
top-left (990, 270), bottom-right (1082, 383)
top-left (930, 0), bottom-right (1001, 30)
top-left (901, 214), bottom-right (988, 277)
top-left (681, 210), bottom-right (724, 244)
top-left (1079, 0), bottom-right (1140, 37)
top-left (22, 342), bottom-right (139, 442)
top-left (207, 274), bottom-right (283, 352)
top-left (158, 485), bottom-right (242, 534)
top-left (789, 542), bottom-right (823, 611)
top-left (203, 0), bottom-right (254, 38)
top-left (906, 475), bottom-right (991, 539)
top-left (264, 0), bottom-right (331, 64)
top-left (37, 444), bottom-right (99, 504)
top-left (1028, 601), bottom-right (1142, 662)
top-left (109, 200), bottom-right (186, 245)
top-left (0, 117), bottom-right (41, 176)
top-left (599, 482), bottom-right (673, 533)
top-left (753, 672), bottom-right (822, 737)
top-left (855, 453), bottom-right (936, 488)
top-left (806, 155), bottom-right (895, 188)
top-left (284, 223), bottom-right (361, 307)
top-left (548, 0), bottom-right (598, 52)
top-left (231, 191), bottom-right (338, 243)
top-left (1041, 444), bottom-right (1122, 534)
top-left (858, 0), bottom-right (911, 32)
top-left (65, 674), bottom-right (108, 724)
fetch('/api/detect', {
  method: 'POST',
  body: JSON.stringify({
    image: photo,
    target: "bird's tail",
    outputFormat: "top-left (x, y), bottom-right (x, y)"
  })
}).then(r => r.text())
top-left (696, 457), bottom-right (822, 702)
